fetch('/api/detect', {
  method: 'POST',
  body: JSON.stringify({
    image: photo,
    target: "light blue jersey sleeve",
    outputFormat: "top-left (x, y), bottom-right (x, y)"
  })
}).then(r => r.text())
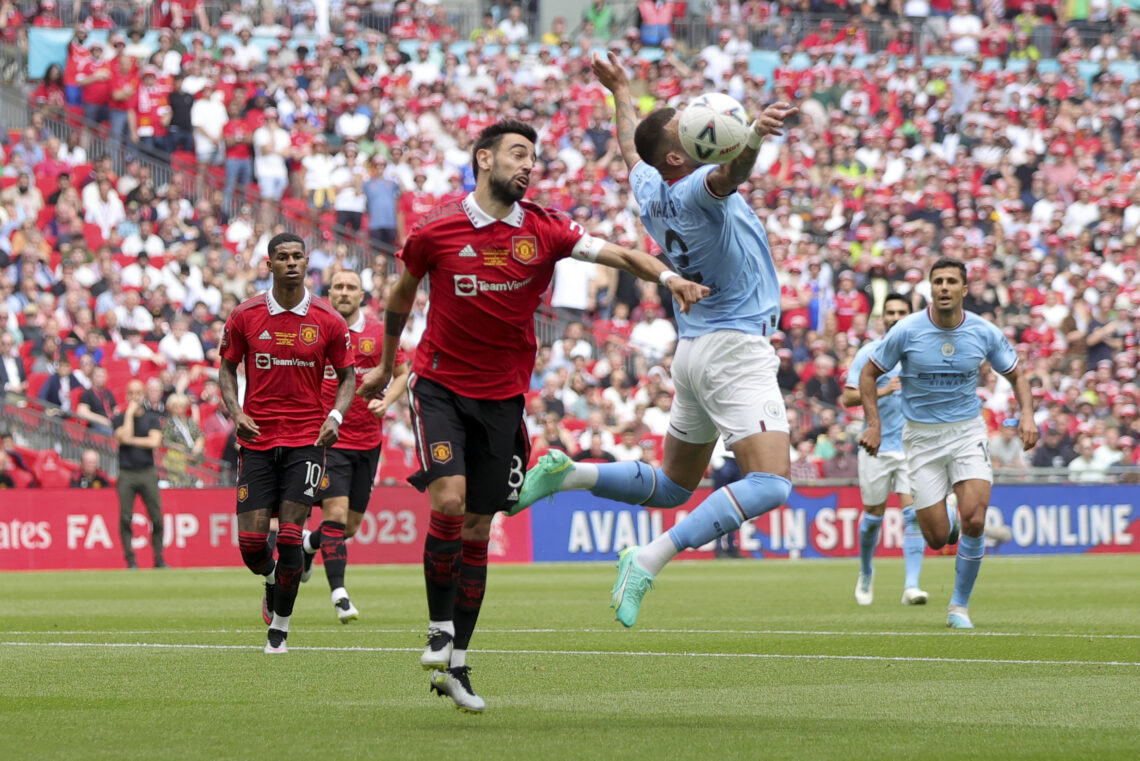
top-left (849, 339), bottom-right (904, 453)
top-left (872, 310), bottom-right (1011, 424)
top-left (629, 161), bottom-right (780, 340)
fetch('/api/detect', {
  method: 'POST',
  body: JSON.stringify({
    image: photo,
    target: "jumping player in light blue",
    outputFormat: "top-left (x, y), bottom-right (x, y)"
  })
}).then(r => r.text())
top-left (507, 51), bottom-right (798, 627)
top-left (842, 293), bottom-right (929, 608)
top-left (859, 258), bottom-right (1038, 629)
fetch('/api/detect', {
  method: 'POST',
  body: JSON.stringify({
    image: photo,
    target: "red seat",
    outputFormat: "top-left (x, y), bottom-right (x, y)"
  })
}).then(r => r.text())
top-left (33, 450), bottom-right (74, 488)
top-left (69, 386), bottom-right (84, 410)
top-left (27, 372), bottom-right (50, 397)
top-left (0, 176), bottom-right (16, 190)
top-left (37, 205), bottom-right (55, 228)
top-left (82, 222), bottom-right (106, 250)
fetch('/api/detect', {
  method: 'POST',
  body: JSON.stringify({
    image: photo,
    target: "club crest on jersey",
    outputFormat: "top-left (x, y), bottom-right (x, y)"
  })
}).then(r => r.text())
top-left (763, 400), bottom-right (785, 419)
top-left (319, 473), bottom-right (330, 490)
top-left (430, 441), bottom-right (453, 464)
top-left (237, 485), bottom-right (248, 502)
top-left (359, 337), bottom-right (375, 355)
top-left (299, 324), bottom-right (319, 345)
top-left (512, 236), bottom-right (538, 264)
top-left (941, 342), bottom-right (956, 357)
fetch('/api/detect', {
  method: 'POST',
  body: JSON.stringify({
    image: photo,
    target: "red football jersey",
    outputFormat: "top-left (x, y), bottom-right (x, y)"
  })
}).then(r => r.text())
top-left (402, 194), bottom-right (589, 399)
top-left (220, 290), bottom-right (352, 450)
top-left (320, 313), bottom-right (407, 451)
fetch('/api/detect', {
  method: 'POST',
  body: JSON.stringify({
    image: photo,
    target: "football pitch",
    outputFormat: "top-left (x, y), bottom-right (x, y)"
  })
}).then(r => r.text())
top-left (2, 554), bottom-right (1138, 761)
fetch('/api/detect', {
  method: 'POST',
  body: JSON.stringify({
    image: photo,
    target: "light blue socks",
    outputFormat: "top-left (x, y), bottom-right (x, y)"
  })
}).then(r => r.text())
top-left (858, 513), bottom-right (883, 578)
top-left (950, 533), bottom-right (985, 608)
top-left (902, 506), bottom-right (925, 589)
top-left (668, 473), bottom-right (792, 551)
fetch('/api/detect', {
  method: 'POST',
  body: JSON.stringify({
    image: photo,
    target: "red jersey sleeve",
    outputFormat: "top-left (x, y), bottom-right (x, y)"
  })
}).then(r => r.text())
top-left (220, 310), bottom-right (248, 364)
top-left (400, 231), bottom-right (429, 279)
top-left (539, 209), bottom-right (589, 261)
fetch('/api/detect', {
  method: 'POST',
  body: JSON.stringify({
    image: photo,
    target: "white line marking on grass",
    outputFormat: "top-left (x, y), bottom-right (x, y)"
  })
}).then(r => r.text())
top-left (5, 628), bottom-right (1140, 640)
top-left (3, 641), bottom-right (1138, 668)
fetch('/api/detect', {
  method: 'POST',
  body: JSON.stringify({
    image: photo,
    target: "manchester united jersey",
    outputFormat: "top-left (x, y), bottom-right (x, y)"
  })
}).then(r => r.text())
top-left (401, 193), bottom-right (596, 400)
top-left (320, 312), bottom-right (408, 451)
top-left (221, 289), bottom-right (352, 450)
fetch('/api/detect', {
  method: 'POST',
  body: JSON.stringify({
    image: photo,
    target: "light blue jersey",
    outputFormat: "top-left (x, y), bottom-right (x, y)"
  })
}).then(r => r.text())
top-left (630, 162), bottom-right (780, 339)
top-left (870, 309), bottom-right (1018, 424)
top-left (847, 338), bottom-right (904, 453)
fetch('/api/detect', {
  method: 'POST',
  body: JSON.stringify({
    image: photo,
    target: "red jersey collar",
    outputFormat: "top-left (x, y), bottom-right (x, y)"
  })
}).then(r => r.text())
top-left (266, 288), bottom-right (312, 316)
top-left (463, 193), bottom-right (524, 229)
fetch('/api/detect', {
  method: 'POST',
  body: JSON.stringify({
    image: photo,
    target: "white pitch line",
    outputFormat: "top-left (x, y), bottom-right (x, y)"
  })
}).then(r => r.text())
top-left (4, 627), bottom-right (1140, 640)
top-left (2, 640), bottom-right (1138, 668)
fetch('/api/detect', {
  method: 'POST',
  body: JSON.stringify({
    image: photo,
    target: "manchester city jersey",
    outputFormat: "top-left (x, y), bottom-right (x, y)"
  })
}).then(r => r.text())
top-left (629, 162), bottom-right (780, 339)
top-left (870, 309), bottom-right (1018, 424)
top-left (847, 338), bottom-right (904, 453)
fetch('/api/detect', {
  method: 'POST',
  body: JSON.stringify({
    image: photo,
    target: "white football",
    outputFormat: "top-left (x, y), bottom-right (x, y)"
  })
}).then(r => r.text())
top-left (678, 92), bottom-right (751, 164)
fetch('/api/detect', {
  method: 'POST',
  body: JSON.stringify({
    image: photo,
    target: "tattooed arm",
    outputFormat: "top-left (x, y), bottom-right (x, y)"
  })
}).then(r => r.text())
top-left (591, 51), bottom-right (641, 170)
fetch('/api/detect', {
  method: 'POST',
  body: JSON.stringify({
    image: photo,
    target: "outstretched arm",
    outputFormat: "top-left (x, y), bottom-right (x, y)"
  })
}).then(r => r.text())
top-left (591, 51), bottom-right (641, 171)
top-left (592, 242), bottom-right (709, 313)
top-left (706, 102), bottom-right (799, 197)
top-left (358, 270), bottom-right (421, 398)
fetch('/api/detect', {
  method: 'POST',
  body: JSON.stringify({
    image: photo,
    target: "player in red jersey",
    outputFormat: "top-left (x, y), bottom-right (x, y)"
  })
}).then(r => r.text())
top-left (356, 120), bottom-right (708, 712)
top-left (300, 270), bottom-right (410, 622)
top-left (219, 233), bottom-right (355, 654)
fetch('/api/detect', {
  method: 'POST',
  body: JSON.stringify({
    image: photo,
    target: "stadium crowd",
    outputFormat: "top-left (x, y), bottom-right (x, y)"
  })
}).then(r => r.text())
top-left (2, 0), bottom-right (1140, 489)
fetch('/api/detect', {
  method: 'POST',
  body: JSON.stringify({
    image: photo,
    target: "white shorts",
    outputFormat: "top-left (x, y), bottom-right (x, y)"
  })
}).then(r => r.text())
top-left (668, 331), bottom-right (788, 446)
top-left (903, 417), bottom-right (992, 510)
top-left (857, 448), bottom-right (910, 506)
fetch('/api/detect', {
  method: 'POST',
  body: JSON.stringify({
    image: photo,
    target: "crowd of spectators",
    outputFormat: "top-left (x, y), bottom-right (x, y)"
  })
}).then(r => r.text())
top-left (2, 0), bottom-right (1140, 489)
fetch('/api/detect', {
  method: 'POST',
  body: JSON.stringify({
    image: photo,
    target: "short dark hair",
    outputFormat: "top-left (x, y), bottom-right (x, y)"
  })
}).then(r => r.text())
top-left (471, 119), bottom-right (537, 180)
top-left (635, 108), bottom-right (676, 169)
top-left (267, 232), bottom-right (305, 259)
top-left (929, 257), bottom-right (967, 282)
top-left (883, 292), bottom-right (912, 312)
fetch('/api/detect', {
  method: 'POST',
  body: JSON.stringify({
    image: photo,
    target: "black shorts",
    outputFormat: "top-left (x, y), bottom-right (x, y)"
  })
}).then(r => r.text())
top-left (236, 446), bottom-right (326, 515)
top-left (406, 375), bottom-right (530, 515)
top-left (317, 446), bottom-right (380, 513)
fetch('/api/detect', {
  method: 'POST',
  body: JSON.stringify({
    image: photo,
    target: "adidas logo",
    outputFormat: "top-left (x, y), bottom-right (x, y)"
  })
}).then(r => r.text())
top-left (259, 330), bottom-right (272, 340)
top-left (458, 245), bottom-right (477, 258)
top-left (508, 488), bottom-right (519, 501)
top-left (303, 487), bottom-right (315, 497)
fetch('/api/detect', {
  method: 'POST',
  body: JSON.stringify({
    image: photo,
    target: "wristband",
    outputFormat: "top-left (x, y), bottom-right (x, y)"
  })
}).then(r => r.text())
top-left (746, 121), bottom-right (763, 150)
top-left (658, 270), bottom-right (680, 286)
top-left (327, 409), bottom-right (343, 425)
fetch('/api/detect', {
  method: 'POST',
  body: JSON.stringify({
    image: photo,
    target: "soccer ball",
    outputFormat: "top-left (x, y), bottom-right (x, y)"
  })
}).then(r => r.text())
top-left (678, 92), bottom-right (751, 165)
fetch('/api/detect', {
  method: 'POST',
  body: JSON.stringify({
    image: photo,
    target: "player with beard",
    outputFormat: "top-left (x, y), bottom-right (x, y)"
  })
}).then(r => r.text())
top-left (356, 120), bottom-right (708, 713)
top-left (219, 233), bottom-right (355, 654)
top-left (300, 269), bottom-right (409, 622)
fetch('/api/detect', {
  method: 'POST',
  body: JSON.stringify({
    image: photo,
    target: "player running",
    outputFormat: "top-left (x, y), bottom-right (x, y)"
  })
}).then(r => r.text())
top-left (300, 270), bottom-right (409, 623)
top-left (859, 258), bottom-right (1038, 629)
top-left (842, 293), bottom-right (928, 607)
top-left (219, 233), bottom-right (355, 654)
top-left (356, 119), bottom-right (707, 712)
top-left (510, 53), bottom-right (798, 628)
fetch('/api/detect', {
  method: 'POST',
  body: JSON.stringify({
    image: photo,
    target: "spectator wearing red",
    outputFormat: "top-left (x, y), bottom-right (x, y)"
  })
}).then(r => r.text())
top-left (77, 40), bottom-right (113, 125)
top-left (32, 0), bottom-right (62, 28)
top-left (396, 171), bottom-right (438, 245)
top-left (834, 271), bottom-right (869, 334)
top-left (131, 66), bottom-right (171, 158)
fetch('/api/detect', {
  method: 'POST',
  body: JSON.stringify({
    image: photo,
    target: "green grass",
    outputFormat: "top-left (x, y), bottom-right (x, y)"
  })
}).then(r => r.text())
top-left (2, 555), bottom-right (1139, 761)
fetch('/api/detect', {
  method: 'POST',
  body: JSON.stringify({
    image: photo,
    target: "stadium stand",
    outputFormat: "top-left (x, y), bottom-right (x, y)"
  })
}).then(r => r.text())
top-left (1, 1), bottom-right (1139, 490)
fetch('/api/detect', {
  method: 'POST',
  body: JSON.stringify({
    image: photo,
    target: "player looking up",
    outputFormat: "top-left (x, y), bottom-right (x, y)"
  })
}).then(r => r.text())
top-left (219, 232), bottom-right (355, 654)
top-left (300, 269), bottom-right (409, 623)
top-left (356, 119), bottom-right (707, 712)
top-left (511, 53), bottom-right (798, 629)
top-left (859, 258), bottom-right (1038, 629)
top-left (842, 293), bottom-right (928, 607)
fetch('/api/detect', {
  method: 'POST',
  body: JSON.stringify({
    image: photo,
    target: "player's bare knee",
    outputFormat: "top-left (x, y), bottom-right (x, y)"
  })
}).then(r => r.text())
top-left (344, 515), bottom-right (362, 539)
top-left (864, 503), bottom-right (887, 517)
top-left (960, 512), bottom-right (986, 538)
top-left (431, 492), bottom-right (465, 516)
top-left (278, 500), bottom-right (308, 526)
